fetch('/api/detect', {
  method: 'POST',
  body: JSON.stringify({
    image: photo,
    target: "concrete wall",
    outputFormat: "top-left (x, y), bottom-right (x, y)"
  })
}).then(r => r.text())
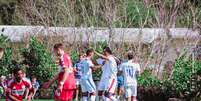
top-left (0, 26), bottom-right (200, 43)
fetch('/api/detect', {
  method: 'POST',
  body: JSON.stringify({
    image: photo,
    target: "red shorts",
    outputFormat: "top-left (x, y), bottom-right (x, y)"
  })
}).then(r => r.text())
top-left (54, 89), bottom-right (74, 101)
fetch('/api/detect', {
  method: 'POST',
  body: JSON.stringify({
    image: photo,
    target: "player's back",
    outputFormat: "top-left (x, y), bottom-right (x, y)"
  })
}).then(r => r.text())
top-left (80, 58), bottom-right (93, 80)
top-left (102, 55), bottom-right (117, 79)
top-left (120, 61), bottom-right (140, 86)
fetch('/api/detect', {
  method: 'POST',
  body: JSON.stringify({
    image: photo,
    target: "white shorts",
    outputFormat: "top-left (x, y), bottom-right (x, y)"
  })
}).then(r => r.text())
top-left (80, 77), bottom-right (96, 93)
top-left (124, 85), bottom-right (137, 97)
top-left (75, 79), bottom-right (80, 85)
top-left (98, 77), bottom-right (117, 93)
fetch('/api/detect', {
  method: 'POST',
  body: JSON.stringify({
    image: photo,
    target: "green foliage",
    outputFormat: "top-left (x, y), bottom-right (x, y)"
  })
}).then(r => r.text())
top-left (70, 50), bottom-right (79, 64)
top-left (21, 37), bottom-right (57, 82)
top-left (138, 69), bottom-right (161, 87)
top-left (0, 34), bottom-right (15, 76)
top-left (169, 56), bottom-right (201, 96)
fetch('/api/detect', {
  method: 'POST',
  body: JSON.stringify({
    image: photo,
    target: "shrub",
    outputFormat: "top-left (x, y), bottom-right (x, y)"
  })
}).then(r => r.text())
top-left (21, 37), bottom-right (57, 82)
top-left (0, 34), bottom-right (16, 76)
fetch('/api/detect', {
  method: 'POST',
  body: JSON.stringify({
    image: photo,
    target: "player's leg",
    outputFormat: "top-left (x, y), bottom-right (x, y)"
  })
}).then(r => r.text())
top-left (86, 78), bottom-right (96, 101)
top-left (98, 79), bottom-right (106, 101)
top-left (105, 78), bottom-right (117, 101)
top-left (117, 78), bottom-right (124, 101)
top-left (125, 86), bottom-right (132, 101)
top-left (89, 92), bottom-right (96, 101)
top-left (118, 86), bottom-right (124, 101)
top-left (75, 79), bottom-right (80, 101)
top-left (80, 79), bottom-right (89, 101)
top-left (131, 85), bottom-right (137, 101)
top-left (82, 92), bottom-right (88, 101)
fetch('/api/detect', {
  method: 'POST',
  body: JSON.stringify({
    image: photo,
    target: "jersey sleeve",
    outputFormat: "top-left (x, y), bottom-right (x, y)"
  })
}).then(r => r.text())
top-left (63, 54), bottom-right (72, 68)
top-left (88, 60), bottom-right (94, 67)
top-left (24, 81), bottom-right (32, 89)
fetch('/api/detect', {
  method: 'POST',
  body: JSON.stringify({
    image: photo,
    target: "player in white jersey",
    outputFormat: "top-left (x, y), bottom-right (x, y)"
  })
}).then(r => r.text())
top-left (119, 52), bottom-right (140, 101)
top-left (80, 49), bottom-right (96, 101)
top-left (95, 47), bottom-right (117, 101)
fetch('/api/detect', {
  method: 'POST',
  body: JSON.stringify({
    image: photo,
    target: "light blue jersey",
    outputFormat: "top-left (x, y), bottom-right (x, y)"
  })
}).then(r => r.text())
top-left (80, 58), bottom-right (96, 93)
top-left (119, 60), bottom-right (140, 86)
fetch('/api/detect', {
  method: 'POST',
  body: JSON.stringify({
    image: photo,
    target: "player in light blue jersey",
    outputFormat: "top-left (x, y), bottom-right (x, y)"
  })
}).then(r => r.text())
top-left (119, 52), bottom-right (140, 101)
top-left (80, 49), bottom-right (96, 101)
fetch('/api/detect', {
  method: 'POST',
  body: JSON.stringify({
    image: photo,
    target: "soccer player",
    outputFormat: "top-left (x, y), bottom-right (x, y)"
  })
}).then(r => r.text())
top-left (6, 68), bottom-right (32, 101)
top-left (95, 47), bottom-right (118, 101)
top-left (74, 54), bottom-right (85, 101)
top-left (30, 75), bottom-right (40, 99)
top-left (80, 49), bottom-right (96, 101)
top-left (43, 43), bottom-right (76, 101)
top-left (119, 52), bottom-right (140, 101)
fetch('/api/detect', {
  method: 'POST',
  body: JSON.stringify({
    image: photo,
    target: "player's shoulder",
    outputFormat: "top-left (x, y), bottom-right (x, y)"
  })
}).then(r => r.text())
top-left (108, 55), bottom-right (115, 61)
top-left (22, 78), bottom-right (31, 85)
top-left (63, 53), bottom-right (71, 59)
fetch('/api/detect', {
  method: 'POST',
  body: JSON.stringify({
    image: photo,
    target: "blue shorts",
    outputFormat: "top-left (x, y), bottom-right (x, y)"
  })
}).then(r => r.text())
top-left (117, 76), bottom-right (124, 88)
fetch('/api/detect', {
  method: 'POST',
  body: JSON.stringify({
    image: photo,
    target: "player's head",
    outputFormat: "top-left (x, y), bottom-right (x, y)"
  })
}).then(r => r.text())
top-left (31, 75), bottom-right (37, 82)
top-left (0, 47), bottom-right (4, 59)
top-left (127, 51), bottom-right (134, 60)
top-left (0, 75), bottom-right (6, 82)
top-left (13, 68), bottom-right (24, 83)
top-left (54, 43), bottom-right (65, 56)
top-left (79, 52), bottom-right (86, 60)
top-left (86, 48), bottom-right (94, 58)
top-left (103, 47), bottom-right (112, 56)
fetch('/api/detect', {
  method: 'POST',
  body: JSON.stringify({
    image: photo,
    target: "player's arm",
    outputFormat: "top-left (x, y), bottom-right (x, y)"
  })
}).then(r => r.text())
top-left (94, 51), bottom-right (109, 60)
top-left (24, 81), bottom-right (33, 100)
top-left (60, 67), bottom-right (70, 86)
top-left (8, 94), bottom-right (21, 101)
top-left (136, 64), bottom-right (141, 77)
top-left (91, 65), bottom-right (102, 71)
top-left (48, 72), bottom-right (59, 86)
top-left (60, 55), bottom-right (73, 86)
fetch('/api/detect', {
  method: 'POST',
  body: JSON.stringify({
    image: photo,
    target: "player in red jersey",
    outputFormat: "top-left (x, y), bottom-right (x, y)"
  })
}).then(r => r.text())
top-left (43, 43), bottom-right (76, 101)
top-left (6, 68), bottom-right (32, 101)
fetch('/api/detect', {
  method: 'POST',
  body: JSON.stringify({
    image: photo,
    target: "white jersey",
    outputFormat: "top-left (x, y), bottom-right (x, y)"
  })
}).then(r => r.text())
top-left (101, 55), bottom-right (117, 79)
top-left (119, 60), bottom-right (140, 86)
top-left (80, 58), bottom-right (94, 80)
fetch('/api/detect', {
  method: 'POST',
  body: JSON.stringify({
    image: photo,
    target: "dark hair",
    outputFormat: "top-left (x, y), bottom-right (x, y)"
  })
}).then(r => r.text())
top-left (86, 49), bottom-right (94, 56)
top-left (127, 52), bottom-right (134, 60)
top-left (31, 75), bottom-right (37, 79)
top-left (13, 68), bottom-right (22, 75)
top-left (103, 47), bottom-right (112, 54)
top-left (54, 43), bottom-right (64, 50)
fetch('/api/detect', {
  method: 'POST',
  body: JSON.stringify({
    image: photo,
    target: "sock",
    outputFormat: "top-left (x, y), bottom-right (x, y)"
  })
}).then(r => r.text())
top-left (104, 97), bottom-right (111, 101)
top-left (90, 95), bottom-right (96, 101)
top-left (82, 96), bottom-right (88, 101)
top-left (110, 95), bottom-right (117, 101)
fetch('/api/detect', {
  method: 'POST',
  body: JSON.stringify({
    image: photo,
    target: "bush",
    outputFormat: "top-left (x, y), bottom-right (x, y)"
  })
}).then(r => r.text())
top-left (21, 37), bottom-right (57, 83)
top-left (0, 34), bottom-right (16, 76)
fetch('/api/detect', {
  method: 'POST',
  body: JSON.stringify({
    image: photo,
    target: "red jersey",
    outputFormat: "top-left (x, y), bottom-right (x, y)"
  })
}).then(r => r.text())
top-left (58, 53), bottom-right (76, 90)
top-left (6, 79), bottom-right (32, 101)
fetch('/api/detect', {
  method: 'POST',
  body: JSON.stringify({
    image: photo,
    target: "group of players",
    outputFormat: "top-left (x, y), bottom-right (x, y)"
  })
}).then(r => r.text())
top-left (0, 43), bottom-right (140, 101)
top-left (73, 47), bottom-right (140, 101)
